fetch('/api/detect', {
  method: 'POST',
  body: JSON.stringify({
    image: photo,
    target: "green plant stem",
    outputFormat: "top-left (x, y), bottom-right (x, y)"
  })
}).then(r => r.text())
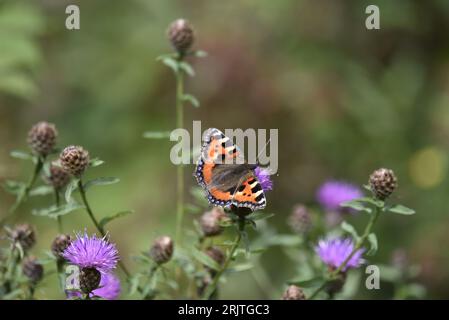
top-left (142, 264), bottom-right (159, 300)
top-left (77, 179), bottom-right (137, 289)
top-left (175, 61), bottom-right (185, 246)
top-left (1, 157), bottom-right (44, 225)
top-left (202, 218), bottom-right (245, 300)
top-left (308, 206), bottom-right (381, 300)
top-left (55, 189), bottom-right (62, 233)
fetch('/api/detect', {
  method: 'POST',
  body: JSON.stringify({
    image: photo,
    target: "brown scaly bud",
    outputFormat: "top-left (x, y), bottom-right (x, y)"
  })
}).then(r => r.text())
top-left (204, 246), bottom-right (225, 271)
top-left (27, 122), bottom-right (58, 157)
top-left (282, 285), bottom-right (306, 300)
top-left (369, 168), bottom-right (398, 200)
top-left (45, 164), bottom-right (71, 190)
top-left (150, 236), bottom-right (174, 264)
top-left (167, 19), bottom-right (194, 54)
top-left (9, 224), bottom-right (36, 251)
top-left (288, 204), bottom-right (312, 234)
top-left (200, 207), bottom-right (226, 237)
top-left (51, 234), bottom-right (72, 260)
top-left (60, 145), bottom-right (90, 177)
top-left (22, 256), bottom-right (44, 283)
top-left (80, 267), bottom-right (101, 294)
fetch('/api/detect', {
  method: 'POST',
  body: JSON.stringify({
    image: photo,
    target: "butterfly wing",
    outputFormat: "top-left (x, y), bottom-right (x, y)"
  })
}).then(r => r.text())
top-left (194, 128), bottom-right (266, 210)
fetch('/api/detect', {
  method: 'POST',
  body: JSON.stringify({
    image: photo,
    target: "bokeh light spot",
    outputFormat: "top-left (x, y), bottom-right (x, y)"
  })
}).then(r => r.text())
top-left (409, 147), bottom-right (447, 189)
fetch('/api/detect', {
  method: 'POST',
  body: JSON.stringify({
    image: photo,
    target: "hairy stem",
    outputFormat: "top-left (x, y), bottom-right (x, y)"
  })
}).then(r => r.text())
top-left (308, 206), bottom-right (381, 300)
top-left (175, 61), bottom-right (185, 245)
top-left (55, 189), bottom-right (62, 233)
top-left (1, 157), bottom-right (44, 225)
top-left (202, 218), bottom-right (245, 300)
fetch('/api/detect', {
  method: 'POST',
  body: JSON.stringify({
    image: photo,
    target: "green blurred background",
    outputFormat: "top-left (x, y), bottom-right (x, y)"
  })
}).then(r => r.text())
top-left (1, 0), bottom-right (449, 299)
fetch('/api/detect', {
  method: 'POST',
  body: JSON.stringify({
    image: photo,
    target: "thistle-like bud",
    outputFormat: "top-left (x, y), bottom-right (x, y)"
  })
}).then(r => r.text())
top-left (60, 145), bottom-right (90, 177)
top-left (45, 164), bottom-right (71, 190)
top-left (80, 267), bottom-right (101, 294)
top-left (205, 246), bottom-right (225, 270)
top-left (288, 204), bottom-right (312, 234)
top-left (9, 224), bottom-right (36, 251)
top-left (282, 285), bottom-right (306, 300)
top-left (167, 19), bottom-right (194, 54)
top-left (51, 234), bottom-right (72, 260)
top-left (22, 256), bottom-right (44, 283)
top-left (27, 122), bottom-right (58, 157)
top-left (369, 168), bottom-right (397, 200)
top-left (200, 207), bottom-right (226, 237)
top-left (150, 236), bottom-right (174, 264)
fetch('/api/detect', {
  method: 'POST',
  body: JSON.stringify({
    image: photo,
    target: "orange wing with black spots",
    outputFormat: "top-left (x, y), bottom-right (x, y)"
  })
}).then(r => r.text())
top-left (194, 128), bottom-right (266, 211)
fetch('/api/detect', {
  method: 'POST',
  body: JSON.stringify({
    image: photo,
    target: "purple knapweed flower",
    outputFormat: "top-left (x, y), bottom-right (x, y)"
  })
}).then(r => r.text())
top-left (93, 273), bottom-right (121, 300)
top-left (62, 232), bottom-right (119, 273)
top-left (254, 167), bottom-right (273, 192)
top-left (67, 273), bottom-right (121, 300)
top-left (315, 237), bottom-right (365, 271)
top-left (316, 180), bottom-right (363, 212)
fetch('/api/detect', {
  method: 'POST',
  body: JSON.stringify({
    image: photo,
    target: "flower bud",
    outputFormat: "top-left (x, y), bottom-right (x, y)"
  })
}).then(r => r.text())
top-left (9, 224), bottom-right (36, 251)
top-left (288, 204), bottom-right (312, 234)
top-left (22, 256), bottom-right (44, 283)
top-left (369, 168), bottom-right (397, 200)
top-left (60, 145), bottom-right (90, 177)
top-left (282, 285), bottom-right (305, 300)
top-left (45, 164), bottom-right (71, 190)
top-left (80, 267), bottom-right (101, 294)
top-left (205, 246), bottom-right (225, 270)
top-left (200, 207), bottom-right (226, 237)
top-left (27, 122), bottom-right (58, 157)
top-left (51, 234), bottom-right (72, 260)
top-left (167, 19), bottom-right (194, 54)
top-left (150, 236), bottom-right (174, 264)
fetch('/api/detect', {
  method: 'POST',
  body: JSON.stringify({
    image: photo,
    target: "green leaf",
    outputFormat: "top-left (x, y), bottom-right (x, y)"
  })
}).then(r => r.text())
top-left (161, 56), bottom-right (179, 73)
top-left (143, 131), bottom-right (171, 139)
top-left (185, 203), bottom-right (201, 214)
top-left (266, 235), bottom-right (302, 247)
top-left (99, 210), bottom-right (133, 228)
top-left (32, 202), bottom-right (84, 218)
top-left (10, 150), bottom-right (34, 161)
top-left (179, 61), bottom-right (195, 76)
top-left (29, 185), bottom-right (54, 197)
top-left (287, 277), bottom-right (325, 288)
top-left (228, 263), bottom-right (253, 273)
top-left (246, 212), bottom-right (274, 221)
top-left (182, 94), bottom-right (200, 108)
top-left (387, 204), bottom-right (415, 215)
top-left (2, 180), bottom-right (25, 195)
top-left (83, 177), bottom-right (120, 190)
top-left (340, 199), bottom-right (372, 213)
top-left (355, 197), bottom-right (384, 208)
top-left (341, 221), bottom-right (359, 240)
top-left (367, 233), bottom-right (378, 256)
top-left (191, 247), bottom-right (222, 271)
top-left (65, 179), bottom-right (79, 203)
top-left (89, 158), bottom-right (104, 167)
top-left (193, 50), bottom-right (208, 58)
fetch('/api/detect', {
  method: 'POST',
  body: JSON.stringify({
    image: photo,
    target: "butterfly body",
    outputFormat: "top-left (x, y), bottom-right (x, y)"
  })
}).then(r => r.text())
top-left (194, 128), bottom-right (267, 211)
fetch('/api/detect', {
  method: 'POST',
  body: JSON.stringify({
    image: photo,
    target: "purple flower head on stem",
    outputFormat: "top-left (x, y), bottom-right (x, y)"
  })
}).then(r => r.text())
top-left (316, 180), bottom-right (363, 212)
top-left (315, 237), bottom-right (365, 271)
top-left (67, 273), bottom-right (121, 300)
top-left (254, 167), bottom-right (273, 192)
top-left (62, 232), bottom-right (119, 273)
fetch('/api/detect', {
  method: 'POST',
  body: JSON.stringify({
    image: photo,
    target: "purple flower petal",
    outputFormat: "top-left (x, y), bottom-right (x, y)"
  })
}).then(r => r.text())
top-left (316, 180), bottom-right (363, 212)
top-left (315, 237), bottom-right (365, 271)
top-left (63, 232), bottom-right (119, 273)
top-left (254, 167), bottom-right (273, 192)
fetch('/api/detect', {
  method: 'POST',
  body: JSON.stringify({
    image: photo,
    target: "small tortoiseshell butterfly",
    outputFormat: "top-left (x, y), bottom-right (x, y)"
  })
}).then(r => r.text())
top-left (194, 128), bottom-right (267, 211)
